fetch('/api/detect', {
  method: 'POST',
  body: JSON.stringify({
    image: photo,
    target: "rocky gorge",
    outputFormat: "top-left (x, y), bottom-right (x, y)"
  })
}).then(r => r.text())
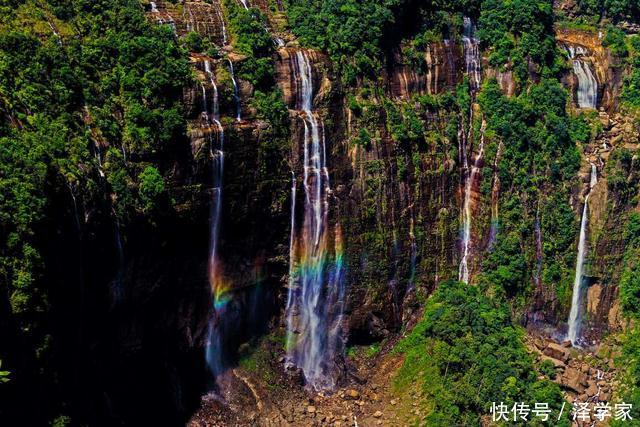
top-left (1, 0), bottom-right (639, 425)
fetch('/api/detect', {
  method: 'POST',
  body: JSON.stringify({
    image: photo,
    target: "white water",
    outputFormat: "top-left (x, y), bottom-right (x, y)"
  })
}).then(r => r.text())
top-left (185, 4), bottom-right (196, 33)
top-left (202, 60), bottom-right (227, 377)
top-left (227, 59), bottom-right (241, 121)
top-left (285, 50), bottom-right (345, 391)
top-left (567, 163), bottom-right (597, 345)
top-left (150, 1), bottom-right (159, 13)
top-left (239, 0), bottom-right (249, 10)
top-left (488, 143), bottom-right (502, 248)
top-left (462, 17), bottom-right (481, 92)
top-left (565, 45), bottom-right (598, 109)
top-left (213, 0), bottom-right (228, 45)
top-left (458, 18), bottom-right (482, 284)
top-left (459, 125), bottom-right (485, 284)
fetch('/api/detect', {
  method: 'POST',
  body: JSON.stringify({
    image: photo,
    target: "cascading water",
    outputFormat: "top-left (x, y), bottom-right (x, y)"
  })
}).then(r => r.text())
top-left (227, 59), bottom-right (241, 122)
top-left (462, 17), bottom-right (481, 92)
top-left (215, 1), bottom-right (228, 46)
top-left (488, 143), bottom-right (502, 248)
top-left (285, 50), bottom-right (346, 391)
top-left (185, 3), bottom-right (196, 33)
top-left (567, 163), bottom-right (597, 345)
top-left (565, 45), bottom-right (598, 109)
top-left (201, 59), bottom-right (229, 379)
top-left (150, 1), bottom-right (159, 13)
top-left (459, 124), bottom-right (485, 284)
top-left (458, 17), bottom-right (482, 284)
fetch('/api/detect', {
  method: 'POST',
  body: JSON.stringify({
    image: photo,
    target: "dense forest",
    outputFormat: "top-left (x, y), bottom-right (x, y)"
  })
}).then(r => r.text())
top-left (0, 0), bottom-right (639, 425)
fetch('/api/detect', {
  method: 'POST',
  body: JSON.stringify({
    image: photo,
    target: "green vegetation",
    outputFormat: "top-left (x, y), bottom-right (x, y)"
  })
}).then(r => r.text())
top-left (394, 280), bottom-right (568, 425)
top-left (477, 79), bottom-right (582, 306)
top-left (621, 35), bottom-right (640, 111)
top-left (479, 0), bottom-right (561, 82)
top-left (613, 329), bottom-right (640, 426)
top-left (0, 360), bottom-right (9, 383)
top-left (573, 0), bottom-right (640, 22)
top-left (620, 212), bottom-right (640, 318)
top-left (225, 0), bottom-right (275, 90)
top-left (0, 0), bottom-right (191, 422)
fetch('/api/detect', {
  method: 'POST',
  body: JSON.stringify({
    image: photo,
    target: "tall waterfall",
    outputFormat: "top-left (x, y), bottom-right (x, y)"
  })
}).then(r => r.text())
top-left (459, 125), bottom-right (485, 284)
top-left (202, 59), bottom-right (229, 378)
top-left (227, 59), bottom-right (241, 121)
top-left (567, 163), bottom-right (597, 345)
top-left (488, 143), bottom-right (502, 248)
top-left (458, 17), bottom-right (482, 284)
top-left (285, 50), bottom-right (346, 391)
top-left (565, 45), bottom-right (598, 109)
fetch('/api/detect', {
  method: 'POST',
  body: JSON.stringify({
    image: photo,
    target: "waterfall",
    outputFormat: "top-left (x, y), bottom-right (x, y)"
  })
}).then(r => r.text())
top-left (459, 125), bottom-right (485, 284)
top-left (462, 17), bottom-right (481, 93)
top-left (214, 1), bottom-right (228, 46)
top-left (227, 59), bottom-right (241, 121)
top-left (238, 0), bottom-right (249, 10)
top-left (285, 50), bottom-right (345, 391)
top-left (458, 18), bottom-right (482, 284)
top-left (565, 45), bottom-right (598, 109)
top-left (150, 1), bottom-right (159, 13)
top-left (567, 163), bottom-right (598, 345)
top-left (488, 143), bottom-right (502, 248)
top-left (185, 4), bottom-right (196, 33)
top-left (201, 59), bottom-right (228, 378)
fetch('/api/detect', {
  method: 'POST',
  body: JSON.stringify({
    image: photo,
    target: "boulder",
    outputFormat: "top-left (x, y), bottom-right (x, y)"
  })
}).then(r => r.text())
top-left (562, 367), bottom-right (589, 394)
top-left (544, 343), bottom-right (570, 363)
top-left (345, 389), bottom-right (359, 400)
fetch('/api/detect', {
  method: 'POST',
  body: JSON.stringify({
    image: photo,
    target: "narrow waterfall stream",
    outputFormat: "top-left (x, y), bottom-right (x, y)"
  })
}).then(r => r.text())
top-left (285, 50), bottom-right (345, 391)
top-left (488, 142), bottom-right (502, 248)
top-left (227, 59), bottom-right (241, 121)
top-left (567, 163), bottom-right (598, 345)
top-left (565, 44), bottom-right (598, 109)
top-left (215, 1), bottom-right (228, 46)
top-left (458, 17), bottom-right (482, 284)
top-left (202, 59), bottom-right (228, 380)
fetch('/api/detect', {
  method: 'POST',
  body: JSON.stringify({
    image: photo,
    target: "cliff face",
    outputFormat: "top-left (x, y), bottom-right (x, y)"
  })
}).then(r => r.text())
top-left (387, 42), bottom-right (462, 98)
top-left (556, 28), bottom-right (624, 112)
top-left (146, 5), bottom-right (638, 357)
top-left (54, 3), bottom-right (637, 423)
